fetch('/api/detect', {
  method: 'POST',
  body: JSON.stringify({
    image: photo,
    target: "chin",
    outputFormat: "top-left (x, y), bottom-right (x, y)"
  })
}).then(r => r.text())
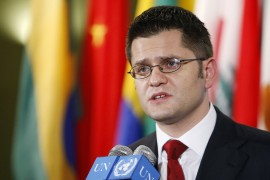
top-left (147, 112), bottom-right (171, 121)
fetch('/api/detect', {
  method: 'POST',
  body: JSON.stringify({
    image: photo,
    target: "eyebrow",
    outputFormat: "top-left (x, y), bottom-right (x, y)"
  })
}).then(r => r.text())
top-left (133, 55), bottom-right (181, 66)
top-left (133, 59), bottom-right (149, 66)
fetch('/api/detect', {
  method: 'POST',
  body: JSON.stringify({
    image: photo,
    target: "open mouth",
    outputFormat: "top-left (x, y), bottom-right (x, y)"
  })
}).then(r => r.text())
top-left (150, 92), bottom-right (170, 101)
top-left (154, 94), bottom-right (166, 99)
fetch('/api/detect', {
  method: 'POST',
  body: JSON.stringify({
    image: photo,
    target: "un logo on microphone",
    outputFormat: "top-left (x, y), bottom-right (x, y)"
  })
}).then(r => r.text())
top-left (109, 155), bottom-right (160, 179)
top-left (113, 157), bottom-right (138, 176)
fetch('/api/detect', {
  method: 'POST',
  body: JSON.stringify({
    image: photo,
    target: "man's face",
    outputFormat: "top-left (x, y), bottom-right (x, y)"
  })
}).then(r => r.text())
top-left (131, 30), bottom-right (212, 125)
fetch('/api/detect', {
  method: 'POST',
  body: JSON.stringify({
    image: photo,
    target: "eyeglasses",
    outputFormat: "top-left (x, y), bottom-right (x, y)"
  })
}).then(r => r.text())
top-left (128, 57), bottom-right (206, 79)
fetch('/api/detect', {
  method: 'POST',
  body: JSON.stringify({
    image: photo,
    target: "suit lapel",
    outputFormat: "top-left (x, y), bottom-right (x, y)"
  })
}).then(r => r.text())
top-left (144, 132), bottom-right (159, 169)
top-left (195, 107), bottom-right (249, 180)
top-left (150, 134), bottom-right (158, 158)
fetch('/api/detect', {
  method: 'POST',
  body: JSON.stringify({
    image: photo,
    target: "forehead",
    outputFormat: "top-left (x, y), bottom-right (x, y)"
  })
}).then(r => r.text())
top-left (131, 30), bottom-right (194, 64)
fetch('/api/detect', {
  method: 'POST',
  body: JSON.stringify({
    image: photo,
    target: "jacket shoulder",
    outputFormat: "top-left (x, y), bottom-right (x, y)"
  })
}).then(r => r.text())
top-left (215, 106), bottom-right (270, 144)
top-left (128, 132), bottom-right (157, 152)
top-left (236, 123), bottom-right (270, 144)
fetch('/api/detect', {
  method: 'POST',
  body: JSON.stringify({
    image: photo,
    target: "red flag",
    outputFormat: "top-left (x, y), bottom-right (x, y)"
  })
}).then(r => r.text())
top-left (233, 0), bottom-right (261, 127)
top-left (76, 0), bottom-right (129, 178)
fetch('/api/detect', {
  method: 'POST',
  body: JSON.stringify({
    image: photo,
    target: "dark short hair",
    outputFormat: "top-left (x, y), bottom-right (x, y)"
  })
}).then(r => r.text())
top-left (126, 6), bottom-right (213, 64)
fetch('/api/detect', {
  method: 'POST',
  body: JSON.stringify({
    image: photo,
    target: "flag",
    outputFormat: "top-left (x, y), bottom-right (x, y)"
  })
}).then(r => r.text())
top-left (194, 0), bottom-right (246, 118)
top-left (195, 0), bottom-right (261, 127)
top-left (260, 0), bottom-right (270, 130)
top-left (213, 0), bottom-right (245, 117)
top-left (13, 51), bottom-right (46, 179)
top-left (233, 0), bottom-right (261, 127)
top-left (12, 0), bottom-right (75, 179)
top-left (76, 0), bottom-right (129, 178)
top-left (156, 0), bottom-right (177, 5)
top-left (179, 0), bottom-right (196, 12)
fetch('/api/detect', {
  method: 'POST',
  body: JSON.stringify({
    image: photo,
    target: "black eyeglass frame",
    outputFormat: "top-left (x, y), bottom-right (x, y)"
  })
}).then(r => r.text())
top-left (127, 57), bottom-right (207, 79)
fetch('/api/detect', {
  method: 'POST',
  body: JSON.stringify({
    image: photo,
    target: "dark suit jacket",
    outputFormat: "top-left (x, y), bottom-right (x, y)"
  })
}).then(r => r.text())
top-left (129, 107), bottom-right (270, 180)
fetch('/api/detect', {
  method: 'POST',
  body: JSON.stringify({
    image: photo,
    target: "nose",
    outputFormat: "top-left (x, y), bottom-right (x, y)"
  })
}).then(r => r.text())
top-left (149, 66), bottom-right (168, 87)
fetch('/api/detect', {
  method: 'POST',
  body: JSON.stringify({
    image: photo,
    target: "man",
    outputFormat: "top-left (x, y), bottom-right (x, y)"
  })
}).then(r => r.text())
top-left (126, 6), bottom-right (270, 180)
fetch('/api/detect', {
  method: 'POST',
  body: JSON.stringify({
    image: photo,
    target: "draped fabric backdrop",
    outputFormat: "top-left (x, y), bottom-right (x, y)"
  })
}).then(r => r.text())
top-left (12, 0), bottom-right (270, 179)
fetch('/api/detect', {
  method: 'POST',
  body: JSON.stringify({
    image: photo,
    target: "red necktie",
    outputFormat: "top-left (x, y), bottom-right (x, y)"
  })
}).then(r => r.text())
top-left (163, 140), bottom-right (187, 180)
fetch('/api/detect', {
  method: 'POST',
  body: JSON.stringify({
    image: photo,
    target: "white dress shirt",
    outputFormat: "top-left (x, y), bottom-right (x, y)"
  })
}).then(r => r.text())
top-left (156, 103), bottom-right (217, 180)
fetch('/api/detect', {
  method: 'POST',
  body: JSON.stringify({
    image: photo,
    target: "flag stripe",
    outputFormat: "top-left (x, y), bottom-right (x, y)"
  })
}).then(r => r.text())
top-left (233, 0), bottom-right (261, 127)
top-left (155, 0), bottom-right (177, 6)
top-left (63, 91), bottom-right (77, 168)
top-left (116, 100), bottom-right (143, 145)
top-left (12, 51), bottom-right (46, 180)
top-left (179, 0), bottom-right (196, 12)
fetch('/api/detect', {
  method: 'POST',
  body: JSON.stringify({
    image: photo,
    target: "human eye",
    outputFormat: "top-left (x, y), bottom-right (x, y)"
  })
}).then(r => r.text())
top-left (164, 58), bottom-right (180, 69)
top-left (134, 65), bottom-right (150, 75)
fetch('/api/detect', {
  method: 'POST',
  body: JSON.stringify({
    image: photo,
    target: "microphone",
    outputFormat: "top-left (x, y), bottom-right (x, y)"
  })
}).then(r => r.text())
top-left (133, 145), bottom-right (157, 166)
top-left (108, 145), bottom-right (160, 179)
top-left (109, 144), bottom-right (133, 156)
top-left (86, 145), bottom-right (132, 180)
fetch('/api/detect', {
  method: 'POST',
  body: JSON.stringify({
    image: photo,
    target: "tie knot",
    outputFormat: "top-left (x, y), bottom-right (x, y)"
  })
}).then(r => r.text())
top-left (163, 140), bottom-right (187, 160)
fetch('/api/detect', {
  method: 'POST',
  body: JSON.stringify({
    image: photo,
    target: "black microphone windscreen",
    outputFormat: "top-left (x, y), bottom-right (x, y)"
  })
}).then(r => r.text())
top-left (108, 145), bottom-right (133, 156)
top-left (133, 145), bottom-right (157, 165)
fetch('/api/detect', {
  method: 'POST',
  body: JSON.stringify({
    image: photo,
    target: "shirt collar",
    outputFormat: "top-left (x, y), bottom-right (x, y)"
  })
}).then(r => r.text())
top-left (156, 103), bottom-right (217, 159)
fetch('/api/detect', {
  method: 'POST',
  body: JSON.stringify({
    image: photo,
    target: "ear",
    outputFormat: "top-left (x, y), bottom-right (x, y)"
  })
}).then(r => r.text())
top-left (203, 58), bottom-right (217, 89)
